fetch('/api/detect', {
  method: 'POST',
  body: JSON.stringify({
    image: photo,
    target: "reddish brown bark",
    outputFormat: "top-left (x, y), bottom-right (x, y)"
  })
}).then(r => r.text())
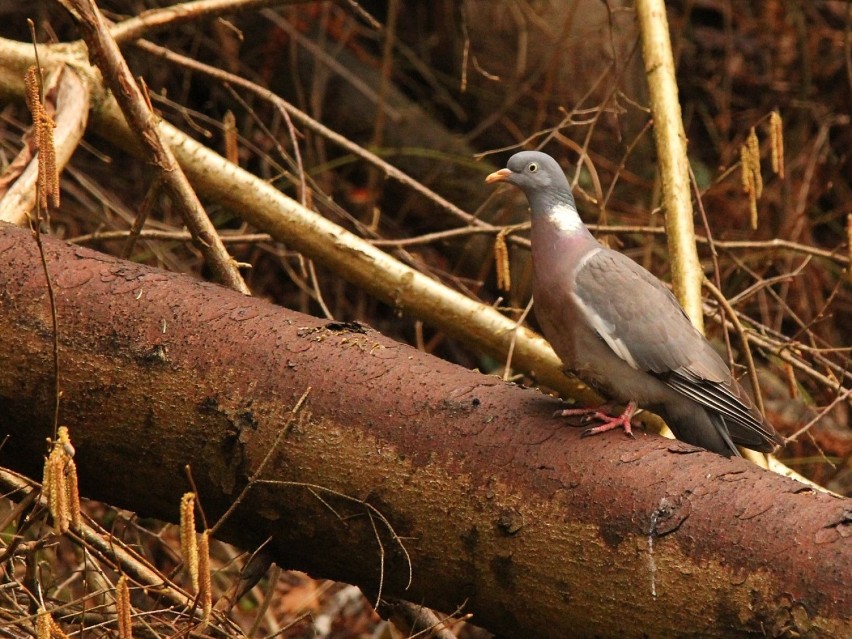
top-left (0, 223), bottom-right (849, 638)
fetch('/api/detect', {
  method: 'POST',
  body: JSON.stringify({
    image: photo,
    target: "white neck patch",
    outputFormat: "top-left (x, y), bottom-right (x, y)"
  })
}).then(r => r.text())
top-left (546, 201), bottom-right (584, 234)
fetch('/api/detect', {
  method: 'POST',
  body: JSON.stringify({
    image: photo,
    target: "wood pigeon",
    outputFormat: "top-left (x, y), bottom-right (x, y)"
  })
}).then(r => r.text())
top-left (486, 151), bottom-right (783, 456)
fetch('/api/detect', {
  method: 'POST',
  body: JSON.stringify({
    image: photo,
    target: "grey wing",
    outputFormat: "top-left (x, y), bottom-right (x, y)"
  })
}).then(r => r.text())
top-left (571, 249), bottom-right (728, 379)
top-left (572, 250), bottom-right (780, 449)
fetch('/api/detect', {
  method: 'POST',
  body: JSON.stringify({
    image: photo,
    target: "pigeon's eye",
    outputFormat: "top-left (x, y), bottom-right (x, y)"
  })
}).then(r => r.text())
top-left (528, 163), bottom-right (538, 173)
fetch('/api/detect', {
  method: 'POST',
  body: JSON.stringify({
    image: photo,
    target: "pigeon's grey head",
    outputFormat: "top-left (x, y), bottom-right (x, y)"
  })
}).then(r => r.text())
top-left (485, 151), bottom-right (576, 216)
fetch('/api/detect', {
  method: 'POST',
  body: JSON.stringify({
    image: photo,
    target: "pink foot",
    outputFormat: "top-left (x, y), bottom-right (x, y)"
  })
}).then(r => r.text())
top-left (554, 401), bottom-right (637, 439)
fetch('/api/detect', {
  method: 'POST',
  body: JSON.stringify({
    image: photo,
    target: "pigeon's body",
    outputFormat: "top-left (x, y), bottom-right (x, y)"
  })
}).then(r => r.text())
top-left (487, 151), bottom-right (783, 456)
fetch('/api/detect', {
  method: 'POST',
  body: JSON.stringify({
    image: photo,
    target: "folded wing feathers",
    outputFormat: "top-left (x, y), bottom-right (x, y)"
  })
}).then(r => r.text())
top-left (664, 370), bottom-right (778, 445)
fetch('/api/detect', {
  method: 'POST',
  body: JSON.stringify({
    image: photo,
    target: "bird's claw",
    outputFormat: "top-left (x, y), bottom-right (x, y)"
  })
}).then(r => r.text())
top-left (552, 404), bottom-right (616, 421)
top-left (558, 401), bottom-right (638, 439)
top-left (580, 425), bottom-right (636, 439)
top-left (580, 416), bottom-right (634, 438)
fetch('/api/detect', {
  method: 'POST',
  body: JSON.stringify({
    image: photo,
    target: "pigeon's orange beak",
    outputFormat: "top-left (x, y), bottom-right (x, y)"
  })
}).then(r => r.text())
top-left (485, 168), bottom-right (512, 184)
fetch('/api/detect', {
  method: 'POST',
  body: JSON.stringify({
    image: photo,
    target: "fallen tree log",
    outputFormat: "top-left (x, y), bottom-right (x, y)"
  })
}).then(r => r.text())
top-left (0, 223), bottom-right (849, 638)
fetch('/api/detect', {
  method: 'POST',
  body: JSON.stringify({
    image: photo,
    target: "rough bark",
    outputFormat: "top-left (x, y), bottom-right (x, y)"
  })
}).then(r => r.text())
top-left (0, 223), bottom-right (849, 638)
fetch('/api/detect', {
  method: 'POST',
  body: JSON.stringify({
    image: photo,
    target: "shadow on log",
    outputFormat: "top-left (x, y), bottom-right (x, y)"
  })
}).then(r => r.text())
top-left (0, 223), bottom-right (848, 638)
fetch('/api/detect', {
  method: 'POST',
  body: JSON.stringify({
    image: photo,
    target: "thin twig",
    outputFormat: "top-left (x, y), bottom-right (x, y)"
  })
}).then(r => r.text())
top-left (209, 387), bottom-right (311, 536)
top-left (72, 229), bottom-right (274, 244)
top-left (384, 599), bottom-right (465, 639)
top-left (702, 278), bottom-right (764, 416)
top-left (254, 479), bottom-right (413, 594)
top-left (504, 296), bottom-right (534, 382)
top-left (366, 509), bottom-right (385, 609)
top-left (221, 75), bottom-right (308, 209)
top-left (26, 23), bottom-right (61, 440)
top-left (109, 0), bottom-right (304, 44)
top-left (121, 174), bottom-right (164, 259)
top-left (786, 387), bottom-right (852, 443)
top-left (307, 259), bottom-right (333, 320)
